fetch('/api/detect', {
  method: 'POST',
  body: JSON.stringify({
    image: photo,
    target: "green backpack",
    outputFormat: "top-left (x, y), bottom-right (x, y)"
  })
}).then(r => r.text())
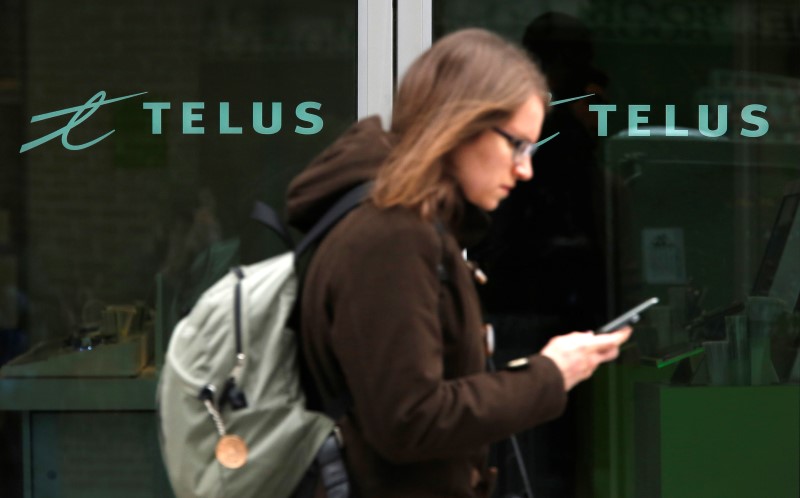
top-left (157, 184), bottom-right (368, 498)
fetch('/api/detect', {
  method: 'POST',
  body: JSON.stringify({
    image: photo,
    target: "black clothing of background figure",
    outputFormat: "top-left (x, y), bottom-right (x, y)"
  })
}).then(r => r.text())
top-left (477, 85), bottom-right (606, 331)
top-left (469, 12), bottom-right (609, 498)
top-left (474, 13), bottom-right (608, 333)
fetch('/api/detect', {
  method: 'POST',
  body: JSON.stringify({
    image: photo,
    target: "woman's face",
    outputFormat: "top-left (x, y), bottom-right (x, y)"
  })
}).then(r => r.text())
top-left (450, 95), bottom-right (545, 211)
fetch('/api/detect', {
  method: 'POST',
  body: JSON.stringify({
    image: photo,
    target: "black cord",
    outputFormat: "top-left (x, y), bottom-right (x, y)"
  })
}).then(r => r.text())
top-left (488, 357), bottom-right (535, 498)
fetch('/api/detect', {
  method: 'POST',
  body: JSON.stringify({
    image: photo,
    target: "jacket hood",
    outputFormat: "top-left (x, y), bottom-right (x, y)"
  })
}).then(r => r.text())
top-left (286, 116), bottom-right (394, 232)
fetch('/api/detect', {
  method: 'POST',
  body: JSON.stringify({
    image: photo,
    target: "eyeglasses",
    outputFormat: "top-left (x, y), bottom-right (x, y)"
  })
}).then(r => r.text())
top-left (492, 127), bottom-right (537, 164)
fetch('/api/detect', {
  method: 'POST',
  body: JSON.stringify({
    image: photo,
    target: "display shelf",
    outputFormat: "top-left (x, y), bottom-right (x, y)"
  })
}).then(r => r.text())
top-left (0, 366), bottom-right (158, 411)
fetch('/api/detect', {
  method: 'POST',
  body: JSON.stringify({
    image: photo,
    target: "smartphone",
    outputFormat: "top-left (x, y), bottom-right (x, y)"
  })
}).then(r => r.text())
top-left (595, 297), bottom-right (659, 334)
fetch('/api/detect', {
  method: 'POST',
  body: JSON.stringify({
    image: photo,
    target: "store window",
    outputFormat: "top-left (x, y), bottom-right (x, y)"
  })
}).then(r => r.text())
top-left (434, 1), bottom-right (800, 498)
top-left (0, 1), bottom-right (356, 496)
top-left (2, 1), bottom-right (797, 497)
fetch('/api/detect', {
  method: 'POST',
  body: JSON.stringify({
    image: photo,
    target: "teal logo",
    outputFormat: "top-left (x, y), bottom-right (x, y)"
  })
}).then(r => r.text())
top-left (20, 91), bottom-right (325, 153)
top-left (20, 91), bottom-right (147, 153)
top-left (547, 94), bottom-right (768, 140)
top-left (535, 93), bottom-right (599, 147)
top-left (590, 103), bottom-right (769, 138)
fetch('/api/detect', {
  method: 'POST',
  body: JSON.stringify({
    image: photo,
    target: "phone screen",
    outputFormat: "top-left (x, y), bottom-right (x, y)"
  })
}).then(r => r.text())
top-left (595, 297), bottom-right (659, 334)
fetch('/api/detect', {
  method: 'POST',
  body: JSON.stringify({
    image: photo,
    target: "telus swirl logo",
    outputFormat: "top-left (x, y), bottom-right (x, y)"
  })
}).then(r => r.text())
top-left (19, 91), bottom-right (324, 153)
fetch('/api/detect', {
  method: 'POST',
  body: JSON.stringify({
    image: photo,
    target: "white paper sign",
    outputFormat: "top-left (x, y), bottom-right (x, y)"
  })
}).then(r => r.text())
top-left (642, 228), bottom-right (687, 284)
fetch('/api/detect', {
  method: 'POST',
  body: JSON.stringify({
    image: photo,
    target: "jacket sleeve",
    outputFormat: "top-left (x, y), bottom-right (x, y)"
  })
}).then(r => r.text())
top-left (327, 221), bottom-right (567, 463)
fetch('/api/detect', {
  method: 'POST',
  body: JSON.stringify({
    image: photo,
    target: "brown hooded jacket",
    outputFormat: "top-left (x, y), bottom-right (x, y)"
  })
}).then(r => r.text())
top-left (286, 116), bottom-right (567, 498)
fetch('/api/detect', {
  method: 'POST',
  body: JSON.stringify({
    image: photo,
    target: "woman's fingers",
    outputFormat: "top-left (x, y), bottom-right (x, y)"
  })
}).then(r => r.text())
top-left (540, 326), bottom-right (634, 391)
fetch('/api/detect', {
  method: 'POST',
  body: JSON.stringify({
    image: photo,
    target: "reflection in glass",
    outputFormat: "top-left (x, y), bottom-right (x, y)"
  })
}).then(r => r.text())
top-left (0, 0), bottom-right (355, 376)
top-left (436, 1), bottom-right (800, 497)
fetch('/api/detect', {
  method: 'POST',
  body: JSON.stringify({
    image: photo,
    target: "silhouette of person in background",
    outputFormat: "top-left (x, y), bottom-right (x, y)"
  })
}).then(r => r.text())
top-left (476, 12), bottom-right (608, 331)
top-left (470, 12), bottom-right (610, 498)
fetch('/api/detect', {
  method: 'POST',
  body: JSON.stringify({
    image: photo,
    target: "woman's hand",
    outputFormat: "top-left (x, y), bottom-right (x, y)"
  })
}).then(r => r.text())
top-left (540, 327), bottom-right (632, 391)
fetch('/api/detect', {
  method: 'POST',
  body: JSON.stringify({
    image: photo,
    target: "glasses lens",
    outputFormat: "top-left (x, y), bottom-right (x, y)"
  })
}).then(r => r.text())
top-left (493, 127), bottom-right (537, 163)
top-left (514, 142), bottom-right (536, 162)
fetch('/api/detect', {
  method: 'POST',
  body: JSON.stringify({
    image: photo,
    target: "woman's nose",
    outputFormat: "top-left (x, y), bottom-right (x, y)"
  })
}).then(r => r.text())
top-left (514, 156), bottom-right (534, 181)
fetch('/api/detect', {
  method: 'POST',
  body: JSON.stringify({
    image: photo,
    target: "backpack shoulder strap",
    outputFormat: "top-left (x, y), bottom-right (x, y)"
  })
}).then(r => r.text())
top-left (290, 182), bottom-right (372, 422)
top-left (250, 182), bottom-right (371, 255)
top-left (295, 182), bottom-right (373, 257)
top-left (251, 200), bottom-right (294, 249)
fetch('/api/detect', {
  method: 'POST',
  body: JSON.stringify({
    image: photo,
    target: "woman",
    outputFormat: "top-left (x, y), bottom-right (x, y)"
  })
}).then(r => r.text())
top-left (286, 28), bottom-right (630, 498)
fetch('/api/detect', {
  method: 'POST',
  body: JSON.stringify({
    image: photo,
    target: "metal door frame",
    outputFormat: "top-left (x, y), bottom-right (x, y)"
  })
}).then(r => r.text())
top-left (358, 0), bottom-right (432, 125)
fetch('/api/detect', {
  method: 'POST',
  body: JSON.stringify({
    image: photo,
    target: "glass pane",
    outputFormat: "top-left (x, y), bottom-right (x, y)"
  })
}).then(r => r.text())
top-left (0, 1), bottom-right (356, 496)
top-left (435, 1), bottom-right (800, 498)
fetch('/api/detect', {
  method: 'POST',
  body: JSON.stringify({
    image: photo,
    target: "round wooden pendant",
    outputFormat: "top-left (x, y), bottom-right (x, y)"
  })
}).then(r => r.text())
top-left (216, 434), bottom-right (248, 469)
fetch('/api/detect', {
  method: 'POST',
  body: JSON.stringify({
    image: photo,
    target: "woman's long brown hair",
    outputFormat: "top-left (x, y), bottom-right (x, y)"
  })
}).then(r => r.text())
top-left (372, 28), bottom-right (549, 219)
